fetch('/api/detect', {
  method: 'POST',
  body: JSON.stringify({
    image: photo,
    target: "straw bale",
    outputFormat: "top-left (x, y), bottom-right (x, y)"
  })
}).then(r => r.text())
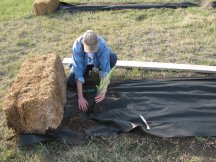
top-left (3, 54), bottom-right (67, 134)
top-left (34, 0), bottom-right (60, 16)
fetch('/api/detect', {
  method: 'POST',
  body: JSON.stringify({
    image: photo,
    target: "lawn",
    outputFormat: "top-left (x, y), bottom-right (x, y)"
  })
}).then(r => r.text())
top-left (0, 0), bottom-right (216, 161)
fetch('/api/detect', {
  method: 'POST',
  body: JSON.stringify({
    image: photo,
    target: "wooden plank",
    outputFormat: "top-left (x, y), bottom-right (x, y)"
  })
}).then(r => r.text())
top-left (117, 61), bottom-right (216, 73)
top-left (62, 58), bottom-right (72, 65)
top-left (62, 58), bottom-right (216, 73)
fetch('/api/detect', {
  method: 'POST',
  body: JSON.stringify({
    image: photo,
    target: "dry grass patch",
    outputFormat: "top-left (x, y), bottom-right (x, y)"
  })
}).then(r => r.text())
top-left (201, 0), bottom-right (216, 9)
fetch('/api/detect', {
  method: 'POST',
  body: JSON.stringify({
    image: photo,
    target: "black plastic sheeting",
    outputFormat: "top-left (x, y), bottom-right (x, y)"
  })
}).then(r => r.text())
top-left (85, 77), bottom-right (216, 138)
top-left (19, 128), bottom-right (87, 146)
top-left (19, 77), bottom-right (216, 145)
top-left (58, 2), bottom-right (197, 12)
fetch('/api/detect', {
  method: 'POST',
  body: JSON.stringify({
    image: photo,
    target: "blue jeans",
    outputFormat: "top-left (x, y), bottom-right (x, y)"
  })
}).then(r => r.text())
top-left (67, 52), bottom-right (117, 88)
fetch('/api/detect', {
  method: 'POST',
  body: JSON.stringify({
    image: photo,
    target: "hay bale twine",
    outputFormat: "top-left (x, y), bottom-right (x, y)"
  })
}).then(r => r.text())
top-left (34, 0), bottom-right (60, 16)
top-left (3, 54), bottom-right (67, 134)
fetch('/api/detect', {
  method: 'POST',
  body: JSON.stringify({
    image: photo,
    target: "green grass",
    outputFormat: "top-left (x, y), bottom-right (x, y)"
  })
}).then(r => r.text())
top-left (0, 0), bottom-right (34, 21)
top-left (1, 0), bottom-right (216, 161)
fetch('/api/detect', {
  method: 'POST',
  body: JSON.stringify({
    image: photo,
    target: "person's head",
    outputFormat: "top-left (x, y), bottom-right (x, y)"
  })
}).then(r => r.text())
top-left (83, 30), bottom-right (98, 53)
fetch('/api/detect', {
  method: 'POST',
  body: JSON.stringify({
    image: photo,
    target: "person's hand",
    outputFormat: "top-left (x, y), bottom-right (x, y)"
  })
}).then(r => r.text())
top-left (78, 97), bottom-right (88, 112)
top-left (95, 92), bottom-right (106, 103)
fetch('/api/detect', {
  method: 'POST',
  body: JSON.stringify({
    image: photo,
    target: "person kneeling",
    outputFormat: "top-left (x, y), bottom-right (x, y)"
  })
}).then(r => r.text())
top-left (67, 30), bottom-right (117, 112)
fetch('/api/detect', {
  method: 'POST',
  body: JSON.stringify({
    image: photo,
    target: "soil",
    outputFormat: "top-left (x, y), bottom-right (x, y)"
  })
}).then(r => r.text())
top-left (60, 86), bottom-right (100, 133)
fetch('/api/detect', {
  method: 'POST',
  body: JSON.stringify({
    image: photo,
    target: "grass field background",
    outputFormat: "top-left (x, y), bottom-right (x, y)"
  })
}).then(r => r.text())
top-left (0, 0), bottom-right (216, 161)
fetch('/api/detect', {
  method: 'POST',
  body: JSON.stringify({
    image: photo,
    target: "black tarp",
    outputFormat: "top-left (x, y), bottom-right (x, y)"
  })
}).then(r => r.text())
top-left (58, 2), bottom-right (197, 12)
top-left (19, 77), bottom-right (216, 145)
top-left (19, 128), bottom-right (87, 146)
top-left (83, 77), bottom-right (216, 138)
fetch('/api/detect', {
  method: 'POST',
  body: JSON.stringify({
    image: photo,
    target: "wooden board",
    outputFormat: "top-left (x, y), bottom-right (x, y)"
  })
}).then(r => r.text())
top-left (62, 58), bottom-right (216, 73)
